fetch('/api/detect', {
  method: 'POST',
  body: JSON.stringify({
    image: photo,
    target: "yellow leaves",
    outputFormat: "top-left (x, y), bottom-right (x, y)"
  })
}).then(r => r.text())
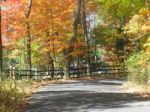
top-left (144, 37), bottom-right (150, 48)
top-left (71, 50), bottom-right (84, 56)
top-left (21, 0), bottom-right (27, 4)
top-left (124, 9), bottom-right (150, 59)
top-left (125, 14), bottom-right (144, 34)
top-left (125, 8), bottom-right (150, 42)
top-left (140, 17), bottom-right (150, 33)
top-left (139, 9), bottom-right (150, 33)
top-left (141, 24), bottom-right (150, 33)
top-left (9, 49), bottom-right (21, 59)
top-left (139, 8), bottom-right (150, 18)
top-left (40, 47), bottom-right (50, 53)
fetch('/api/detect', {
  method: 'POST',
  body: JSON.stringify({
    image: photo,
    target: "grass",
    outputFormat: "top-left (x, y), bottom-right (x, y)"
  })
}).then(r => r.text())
top-left (0, 79), bottom-right (34, 112)
top-left (123, 81), bottom-right (150, 94)
top-left (0, 78), bottom-right (74, 112)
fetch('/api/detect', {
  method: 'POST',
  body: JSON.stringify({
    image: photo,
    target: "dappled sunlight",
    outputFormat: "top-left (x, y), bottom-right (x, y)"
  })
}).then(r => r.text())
top-left (26, 80), bottom-right (150, 112)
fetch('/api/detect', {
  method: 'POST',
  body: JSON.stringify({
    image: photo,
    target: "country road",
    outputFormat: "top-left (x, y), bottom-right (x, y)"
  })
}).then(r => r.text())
top-left (26, 80), bottom-right (150, 112)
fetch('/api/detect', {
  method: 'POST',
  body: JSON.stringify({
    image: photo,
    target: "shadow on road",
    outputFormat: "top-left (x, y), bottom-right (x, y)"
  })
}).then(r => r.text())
top-left (26, 90), bottom-right (150, 112)
top-left (51, 80), bottom-right (124, 86)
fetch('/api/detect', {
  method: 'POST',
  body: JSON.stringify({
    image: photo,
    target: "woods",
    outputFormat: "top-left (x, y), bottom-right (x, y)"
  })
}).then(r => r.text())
top-left (0, 0), bottom-right (150, 81)
top-left (1, 0), bottom-right (150, 112)
top-left (0, 0), bottom-right (149, 81)
top-left (0, 0), bottom-right (150, 78)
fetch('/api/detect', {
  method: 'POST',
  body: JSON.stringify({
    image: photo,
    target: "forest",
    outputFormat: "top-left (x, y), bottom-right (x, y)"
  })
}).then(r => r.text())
top-left (1, 0), bottom-right (150, 81)
top-left (0, 0), bottom-right (150, 112)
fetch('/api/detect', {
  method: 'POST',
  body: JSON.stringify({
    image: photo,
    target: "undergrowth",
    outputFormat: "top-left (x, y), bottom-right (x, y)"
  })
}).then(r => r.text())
top-left (123, 81), bottom-right (150, 93)
top-left (0, 79), bottom-right (33, 112)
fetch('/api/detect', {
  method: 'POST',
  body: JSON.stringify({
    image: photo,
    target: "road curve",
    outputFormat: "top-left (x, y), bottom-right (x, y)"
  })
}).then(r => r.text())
top-left (26, 80), bottom-right (150, 112)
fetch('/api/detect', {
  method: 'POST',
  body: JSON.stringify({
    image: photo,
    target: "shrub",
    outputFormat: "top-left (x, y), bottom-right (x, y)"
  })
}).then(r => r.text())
top-left (125, 51), bottom-right (150, 85)
top-left (0, 79), bottom-right (33, 112)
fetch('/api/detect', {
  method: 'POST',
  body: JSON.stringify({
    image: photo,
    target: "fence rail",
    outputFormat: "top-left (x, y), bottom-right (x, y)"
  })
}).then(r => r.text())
top-left (2, 66), bottom-right (126, 79)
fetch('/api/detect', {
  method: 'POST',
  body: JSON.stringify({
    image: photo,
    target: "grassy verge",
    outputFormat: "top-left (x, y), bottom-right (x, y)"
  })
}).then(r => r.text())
top-left (123, 81), bottom-right (150, 97)
top-left (0, 79), bottom-right (34, 112)
top-left (0, 78), bottom-right (72, 112)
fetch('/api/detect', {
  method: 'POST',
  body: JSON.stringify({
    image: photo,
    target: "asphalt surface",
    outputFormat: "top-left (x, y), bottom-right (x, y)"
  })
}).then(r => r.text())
top-left (26, 80), bottom-right (150, 112)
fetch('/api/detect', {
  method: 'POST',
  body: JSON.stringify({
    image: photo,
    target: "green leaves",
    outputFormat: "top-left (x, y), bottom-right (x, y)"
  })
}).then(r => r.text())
top-left (125, 51), bottom-right (150, 84)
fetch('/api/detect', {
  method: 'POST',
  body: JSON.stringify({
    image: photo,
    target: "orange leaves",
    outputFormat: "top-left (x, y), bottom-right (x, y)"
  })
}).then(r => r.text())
top-left (28, 0), bottom-right (76, 57)
top-left (2, 0), bottom-right (85, 64)
top-left (87, 0), bottom-right (98, 13)
top-left (1, 0), bottom-right (25, 46)
top-left (70, 39), bottom-right (87, 57)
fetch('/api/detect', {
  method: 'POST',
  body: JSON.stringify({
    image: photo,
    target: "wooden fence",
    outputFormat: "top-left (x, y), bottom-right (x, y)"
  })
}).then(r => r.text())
top-left (2, 66), bottom-right (126, 79)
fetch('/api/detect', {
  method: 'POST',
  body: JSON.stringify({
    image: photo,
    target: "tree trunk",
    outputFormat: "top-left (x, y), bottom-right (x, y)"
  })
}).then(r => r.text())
top-left (65, 0), bottom-right (82, 79)
top-left (48, 53), bottom-right (55, 79)
top-left (49, 7), bottom-right (56, 63)
top-left (0, 7), bottom-right (3, 74)
top-left (26, 0), bottom-right (32, 78)
top-left (81, 0), bottom-right (91, 76)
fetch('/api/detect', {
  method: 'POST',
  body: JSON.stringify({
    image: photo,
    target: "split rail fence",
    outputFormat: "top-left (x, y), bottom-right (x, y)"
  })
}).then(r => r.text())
top-left (2, 65), bottom-right (126, 79)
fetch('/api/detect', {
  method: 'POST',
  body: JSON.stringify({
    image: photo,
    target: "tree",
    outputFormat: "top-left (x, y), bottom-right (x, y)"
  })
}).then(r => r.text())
top-left (0, 0), bottom-right (9, 73)
top-left (0, 6), bottom-right (2, 73)
top-left (65, 0), bottom-right (93, 78)
top-left (28, 0), bottom-right (75, 74)
top-left (125, 8), bottom-right (150, 84)
top-left (91, 0), bottom-right (148, 65)
top-left (25, 0), bottom-right (32, 77)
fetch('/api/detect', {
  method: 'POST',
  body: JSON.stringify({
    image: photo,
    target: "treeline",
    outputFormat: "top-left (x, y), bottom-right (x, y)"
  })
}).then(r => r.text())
top-left (0, 0), bottom-right (150, 83)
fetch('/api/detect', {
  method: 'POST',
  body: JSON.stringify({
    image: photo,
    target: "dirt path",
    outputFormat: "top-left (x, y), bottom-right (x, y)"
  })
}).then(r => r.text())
top-left (26, 80), bottom-right (150, 112)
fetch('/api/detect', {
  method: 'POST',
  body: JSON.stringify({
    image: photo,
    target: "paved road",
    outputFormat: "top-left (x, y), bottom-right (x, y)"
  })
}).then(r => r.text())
top-left (26, 80), bottom-right (150, 112)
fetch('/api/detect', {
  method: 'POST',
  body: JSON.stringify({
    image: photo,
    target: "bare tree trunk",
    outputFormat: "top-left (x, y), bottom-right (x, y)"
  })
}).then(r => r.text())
top-left (81, 0), bottom-right (91, 76)
top-left (45, 31), bottom-right (55, 79)
top-left (26, 0), bottom-right (32, 78)
top-left (47, 52), bottom-right (54, 79)
top-left (65, 0), bottom-right (82, 79)
top-left (145, 0), bottom-right (150, 9)
top-left (49, 7), bottom-right (56, 63)
top-left (0, 7), bottom-right (3, 74)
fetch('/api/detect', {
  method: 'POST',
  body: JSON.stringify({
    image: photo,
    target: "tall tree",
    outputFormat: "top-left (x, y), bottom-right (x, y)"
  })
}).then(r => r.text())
top-left (65, 0), bottom-right (91, 78)
top-left (65, 0), bottom-right (82, 78)
top-left (0, 6), bottom-right (3, 73)
top-left (29, 0), bottom-right (75, 73)
top-left (81, 0), bottom-right (91, 75)
top-left (26, 0), bottom-right (32, 76)
top-left (0, 0), bottom-right (8, 73)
